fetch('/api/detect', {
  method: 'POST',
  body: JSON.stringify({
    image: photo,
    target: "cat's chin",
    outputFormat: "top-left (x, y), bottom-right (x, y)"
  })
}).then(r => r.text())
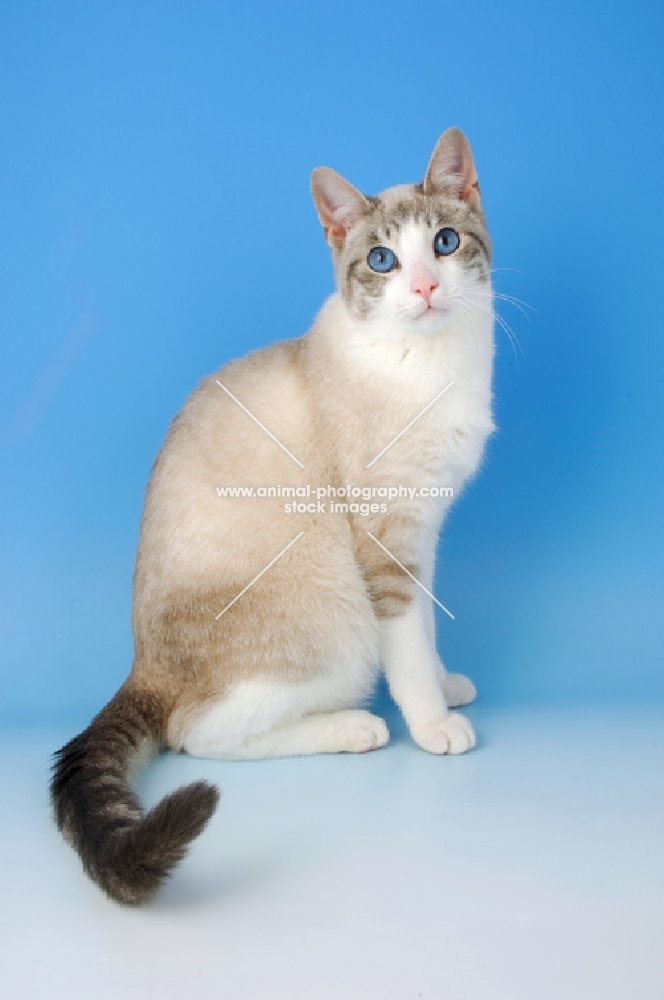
top-left (334, 294), bottom-right (463, 343)
top-left (359, 308), bottom-right (459, 342)
top-left (409, 303), bottom-right (459, 334)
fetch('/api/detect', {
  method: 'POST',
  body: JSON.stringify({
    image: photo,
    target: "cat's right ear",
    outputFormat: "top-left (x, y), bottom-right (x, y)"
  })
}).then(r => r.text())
top-left (311, 168), bottom-right (370, 248)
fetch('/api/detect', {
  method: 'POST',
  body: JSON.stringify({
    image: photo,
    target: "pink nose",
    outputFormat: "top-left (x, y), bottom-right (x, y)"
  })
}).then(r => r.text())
top-left (411, 272), bottom-right (438, 306)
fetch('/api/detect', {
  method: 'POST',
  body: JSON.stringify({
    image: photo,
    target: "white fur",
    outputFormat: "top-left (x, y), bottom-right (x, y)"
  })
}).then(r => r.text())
top-left (376, 219), bottom-right (477, 328)
top-left (181, 672), bottom-right (384, 759)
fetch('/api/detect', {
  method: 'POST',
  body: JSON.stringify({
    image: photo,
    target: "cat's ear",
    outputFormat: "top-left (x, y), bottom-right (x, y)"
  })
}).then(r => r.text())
top-left (423, 128), bottom-right (480, 207)
top-left (311, 168), bottom-right (370, 248)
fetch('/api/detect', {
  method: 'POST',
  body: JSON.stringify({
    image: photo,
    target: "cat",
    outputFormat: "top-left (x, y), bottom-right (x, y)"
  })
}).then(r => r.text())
top-left (51, 127), bottom-right (495, 905)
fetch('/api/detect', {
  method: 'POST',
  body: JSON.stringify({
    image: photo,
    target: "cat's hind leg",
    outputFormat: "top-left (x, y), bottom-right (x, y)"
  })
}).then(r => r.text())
top-left (170, 677), bottom-right (389, 761)
top-left (187, 709), bottom-right (389, 761)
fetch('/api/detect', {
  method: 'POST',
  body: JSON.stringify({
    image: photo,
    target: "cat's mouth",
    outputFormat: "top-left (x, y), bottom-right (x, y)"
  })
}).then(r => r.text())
top-left (417, 301), bottom-right (452, 319)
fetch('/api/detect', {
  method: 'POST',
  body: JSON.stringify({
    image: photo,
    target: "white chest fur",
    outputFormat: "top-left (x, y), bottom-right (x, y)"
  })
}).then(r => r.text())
top-left (307, 292), bottom-right (495, 490)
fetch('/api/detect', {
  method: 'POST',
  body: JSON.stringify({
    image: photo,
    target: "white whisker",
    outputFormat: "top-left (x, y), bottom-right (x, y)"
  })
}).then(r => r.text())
top-left (492, 291), bottom-right (538, 321)
top-left (464, 291), bottom-right (524, 363)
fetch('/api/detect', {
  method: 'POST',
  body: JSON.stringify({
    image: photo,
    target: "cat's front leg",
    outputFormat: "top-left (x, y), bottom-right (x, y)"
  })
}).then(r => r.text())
top-left (380, 600), bottom-right (476, 755)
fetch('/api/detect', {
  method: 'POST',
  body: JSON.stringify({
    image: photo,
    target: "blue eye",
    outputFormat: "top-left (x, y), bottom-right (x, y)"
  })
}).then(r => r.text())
top-left (433, 228), bottom-right (460, 256)
top-left (367, 246), bottom-right (397, 272)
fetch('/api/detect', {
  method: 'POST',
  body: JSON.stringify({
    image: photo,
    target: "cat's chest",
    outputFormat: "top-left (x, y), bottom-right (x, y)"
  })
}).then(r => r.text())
top-left (340, 343), bottom-right (493, 480)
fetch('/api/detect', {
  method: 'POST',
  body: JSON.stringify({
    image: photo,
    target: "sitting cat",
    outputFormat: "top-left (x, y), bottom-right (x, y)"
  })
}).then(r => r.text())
top-left (51, 127), bottom-right (495, 905)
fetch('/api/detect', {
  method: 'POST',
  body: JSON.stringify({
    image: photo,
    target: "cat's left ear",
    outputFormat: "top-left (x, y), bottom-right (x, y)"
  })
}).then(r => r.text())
top-left (423, 128), bottom-right (481, 207)
top-left (311, 167), bottom-right (370, 248)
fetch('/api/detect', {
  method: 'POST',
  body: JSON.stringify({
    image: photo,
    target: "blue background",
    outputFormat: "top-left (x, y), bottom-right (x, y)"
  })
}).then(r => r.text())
top-left (1, 0), bottom-right (662, 722)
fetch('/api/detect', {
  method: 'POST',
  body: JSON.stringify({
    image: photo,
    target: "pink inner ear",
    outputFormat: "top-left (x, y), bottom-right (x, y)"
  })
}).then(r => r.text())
top-left (327, 222), bottom-right (347, 247)
top-left (461, 178), bottom-right (481, 204)
top-left (436, 162), bottom-right (479, 206)
top-left (322, 206), bottom-right (353, 247)
top-left (318, 197), bottom-right (351, 246)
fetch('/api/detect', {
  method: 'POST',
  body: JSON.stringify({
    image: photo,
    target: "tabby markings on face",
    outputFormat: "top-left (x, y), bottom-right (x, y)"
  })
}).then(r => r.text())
top-left (337, 190), bottom-right (491, 320)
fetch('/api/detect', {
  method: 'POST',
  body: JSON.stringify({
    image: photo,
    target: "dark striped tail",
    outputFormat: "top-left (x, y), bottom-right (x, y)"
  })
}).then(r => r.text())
top-left (50, 687), bottom-right (219, 905)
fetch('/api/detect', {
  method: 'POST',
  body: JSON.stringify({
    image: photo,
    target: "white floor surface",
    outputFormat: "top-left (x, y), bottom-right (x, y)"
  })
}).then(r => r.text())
top-left (2, 703), bottom-right (663, 1000)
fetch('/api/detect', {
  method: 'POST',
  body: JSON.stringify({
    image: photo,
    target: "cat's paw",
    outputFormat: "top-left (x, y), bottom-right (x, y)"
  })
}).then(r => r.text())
top-left (442, 672), bottom-right (477, 708)
top-left (411, 712), bottom-right (476, 755)
top-left (338, 711), bottom-right (390, 753)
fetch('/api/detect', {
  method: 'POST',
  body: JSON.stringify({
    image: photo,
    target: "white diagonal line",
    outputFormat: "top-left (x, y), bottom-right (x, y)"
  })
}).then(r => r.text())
top-left (216, 380), bottom-right (305, 469)
top-left (365, 380), bottom-right (454, 469)
top-left (366, 531), bottom-right (455, 620)
top-left (215, 531), bottom-right (305, 620)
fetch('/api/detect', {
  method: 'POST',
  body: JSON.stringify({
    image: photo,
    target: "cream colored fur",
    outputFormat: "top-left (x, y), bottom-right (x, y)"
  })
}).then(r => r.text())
top-left (129, 128), bottom-right (495, 760)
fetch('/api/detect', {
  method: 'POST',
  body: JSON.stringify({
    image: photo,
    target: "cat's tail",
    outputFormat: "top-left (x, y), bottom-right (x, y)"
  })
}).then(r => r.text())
top-left (50, 685), bottom-right (219, 906)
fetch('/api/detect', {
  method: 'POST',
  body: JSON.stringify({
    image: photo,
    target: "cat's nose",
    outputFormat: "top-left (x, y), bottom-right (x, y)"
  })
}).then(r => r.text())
top-left (411, 267), bottom-right (439, 306)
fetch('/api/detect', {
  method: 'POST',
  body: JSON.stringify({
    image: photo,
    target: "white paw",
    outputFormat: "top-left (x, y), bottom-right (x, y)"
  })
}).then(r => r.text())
top-left (442, 672), bottom-right (477, 708)
top-left (412, 712), bottom-right (476, 755)
top-left (338, 711), bottom-right (390, 753)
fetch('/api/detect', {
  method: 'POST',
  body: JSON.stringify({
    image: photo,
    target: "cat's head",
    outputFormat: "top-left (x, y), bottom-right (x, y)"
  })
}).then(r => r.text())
top-left (311, 128), bottom-right (491, 335)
